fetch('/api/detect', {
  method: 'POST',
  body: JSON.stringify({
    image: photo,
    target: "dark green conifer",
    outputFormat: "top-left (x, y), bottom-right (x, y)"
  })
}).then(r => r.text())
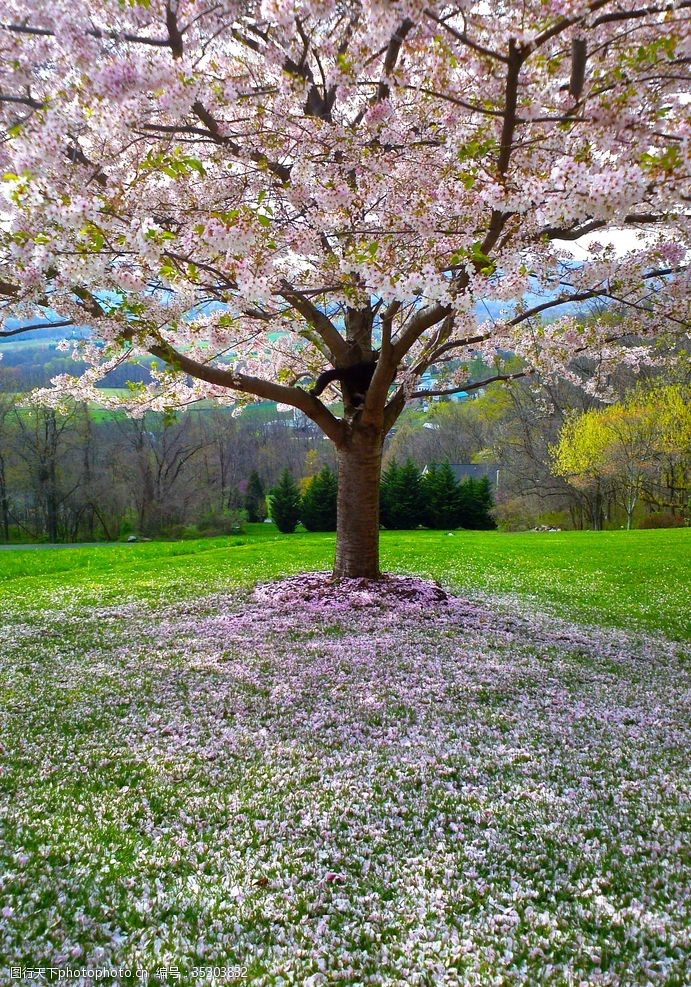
top-left (269, 469), bottom-right (302, 533)
top-left (380, 458), bottom-right (425, 528)
top-left (244, 469), bottom-right (266, 522)
top-left (301, 466), bottom-right (338, 531)
top-left (457, 475), bottom-right (496, 529)
top-left (423, 461), bottom-right (461, 528)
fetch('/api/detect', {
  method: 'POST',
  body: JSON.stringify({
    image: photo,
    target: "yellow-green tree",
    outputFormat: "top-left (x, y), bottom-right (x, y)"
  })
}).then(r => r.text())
top-left (650, 385), bottom-right (691, 513)
top-left (551, 385), bottom-right (690, 529)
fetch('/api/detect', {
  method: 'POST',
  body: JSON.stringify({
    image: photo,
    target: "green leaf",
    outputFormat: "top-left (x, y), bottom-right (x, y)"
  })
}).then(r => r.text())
top-left (185, 157), bottom-right (206, 177)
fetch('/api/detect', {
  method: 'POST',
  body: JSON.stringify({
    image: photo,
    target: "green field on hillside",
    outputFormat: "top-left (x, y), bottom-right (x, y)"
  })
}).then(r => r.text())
top-left (1, 527), bottom-right (689, 982)
top-left (2, 527), bottom-right (689, 639)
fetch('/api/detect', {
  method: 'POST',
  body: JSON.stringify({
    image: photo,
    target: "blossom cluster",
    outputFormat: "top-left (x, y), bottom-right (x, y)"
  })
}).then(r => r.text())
top-left (0, 0), bottom-right (688, 413)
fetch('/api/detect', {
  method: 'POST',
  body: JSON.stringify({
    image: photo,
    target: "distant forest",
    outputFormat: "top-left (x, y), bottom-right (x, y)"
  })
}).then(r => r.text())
top-left (0, 343), bottom-right (164, 391)
top-left (0, 343), bottom-right (685, 543)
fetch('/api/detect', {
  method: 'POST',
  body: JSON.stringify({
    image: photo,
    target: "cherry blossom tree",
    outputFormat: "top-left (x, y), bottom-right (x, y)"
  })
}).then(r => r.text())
top-left (0, 0), bottom-right (689, 576)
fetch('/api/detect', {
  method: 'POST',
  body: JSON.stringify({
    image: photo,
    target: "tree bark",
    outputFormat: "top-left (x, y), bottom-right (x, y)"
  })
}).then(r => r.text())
top-left (333, 423), bottom-right (383, 579)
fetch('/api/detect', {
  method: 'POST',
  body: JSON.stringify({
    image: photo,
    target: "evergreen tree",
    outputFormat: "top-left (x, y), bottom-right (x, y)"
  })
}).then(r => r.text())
top-left (474, 475), bottom-right (497, 530)
top-left (423, 461), bottom-right (461, 529)
top-left (398, 459), bottom-right (425, 528)
top-left (380, 459), bottom-right (401, 530)
top-left (301, 466), bottom-right (338, 531)
top-left (269, 469), bottom-right (302, 533)
top-left (380, 458), bottom-right (425, 529)
top-left (457, 477), bottom-right (477, 529)
top-left (457, 475), bottom-right (497, 530)
top-left (244, 469), bottom-right (266, 522)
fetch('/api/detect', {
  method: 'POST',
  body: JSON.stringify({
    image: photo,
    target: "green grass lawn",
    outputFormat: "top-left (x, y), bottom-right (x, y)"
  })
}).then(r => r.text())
top-left (1, 528), bottom-right (689, 983)
top-left (2, 526), bottom-right (689, 639)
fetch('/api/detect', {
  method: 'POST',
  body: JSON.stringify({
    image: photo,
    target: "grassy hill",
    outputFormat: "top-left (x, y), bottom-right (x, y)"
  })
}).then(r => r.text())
top-left (1, 527), bottom-right (688, 982)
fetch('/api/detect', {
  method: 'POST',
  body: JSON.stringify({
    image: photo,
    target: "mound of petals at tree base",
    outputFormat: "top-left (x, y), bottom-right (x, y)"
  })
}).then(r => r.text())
top-left (252, 572), bottom-right (451, 611)
top-left (1, 586), bottom-right (689, 984)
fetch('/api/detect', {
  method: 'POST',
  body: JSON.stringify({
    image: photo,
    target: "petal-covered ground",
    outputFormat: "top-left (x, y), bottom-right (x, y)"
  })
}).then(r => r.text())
top-left (0, 575), bottom-right (688, 985)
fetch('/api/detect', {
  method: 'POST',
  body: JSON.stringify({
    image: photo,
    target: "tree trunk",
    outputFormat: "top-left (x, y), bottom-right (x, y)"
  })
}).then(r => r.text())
top-left (0, 455), bottom-right (9, 542)
top-left (590, 487), bottom-right (603, 531)
top-left (46, 481), bottom-right (58, 543)
top-left (333, 424), bottom-right (383, 579)
top-left (624, 491), bottom-right (636, 529)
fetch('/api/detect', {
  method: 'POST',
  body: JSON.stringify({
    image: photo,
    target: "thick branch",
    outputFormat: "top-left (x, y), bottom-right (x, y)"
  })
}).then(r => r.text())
top-left (0, 318), bottom-right (74, 338)
top-left (192, 102), bottom-right (291, 182)
top-left (363, 301), bottom-right (401, 416)
top-left (282, 25), bottom-right (337, 122)
top-left (278, 284), bottom-right (348, 361)
top-left (569, 38), bottom-right (587, 99)
top-left (0, 93), bottom-right (43, 109)
top-left (478, 41), bottom-right (523, 258)
top-left (497, 40), bottom-right (523, 176)
top-left (543, 212), bottom-right (664, 241)
top-left (379, 301), bottom-right (400, 360)
top-left (383, 387), bottom-right (406, 434)
top-left (424, 10), bottom-right (508, 63)
top-left (0, 276), bottom-right (346, 439)
top-left (592, 1), bottom-right (691, 27)
top-left (0, 278), bottom-right (20, 298)
top-left (165, 1), bottom-right (184, 59)
top-left (391, 303), bottom-right (452, 363)
top-left (412, 369), bottom-right (530, 398)
top-left (1, 21), bottom-right (172, 47)
top-left (531, 0), bottom-right (614, 50)
top-left (65, 142), bottom-right (108, 187)
top-left (378, 19), bottom-right (414, 100)
top-left (509, 266), bottom-right (682, 326)
top-left (138, 119), bottom-right (291, 181)
top-left (147, 340), bottom-right (345, 444)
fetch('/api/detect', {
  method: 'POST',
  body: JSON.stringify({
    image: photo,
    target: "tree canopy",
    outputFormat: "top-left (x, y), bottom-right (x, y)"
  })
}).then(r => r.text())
top-left (0, 0), bottom-right (688, 425)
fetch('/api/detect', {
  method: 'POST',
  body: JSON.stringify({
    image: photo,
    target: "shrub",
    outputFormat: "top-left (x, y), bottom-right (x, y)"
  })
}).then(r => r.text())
top-left (534, 510), bottom-right (571, 530)
top-left (301, 466), bottom-right (338, 531)
top-left (197, 508), bottom-right (246, 535)
top-left (269, 469), bottom-right (302, 533)
top-left (493, 497), bottom-right (535, 532)
top-left (180, 524), bottom-right (201, 539)
top-left (639, 512), bottom-right (687, 529)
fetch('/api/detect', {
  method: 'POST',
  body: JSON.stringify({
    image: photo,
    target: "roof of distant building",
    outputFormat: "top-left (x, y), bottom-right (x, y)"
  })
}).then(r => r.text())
top-left (423, 463), bottom-right (500, 485)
